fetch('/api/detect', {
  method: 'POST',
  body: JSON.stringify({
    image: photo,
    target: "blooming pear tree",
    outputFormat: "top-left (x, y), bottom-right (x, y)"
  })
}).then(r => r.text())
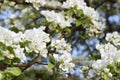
top-left (0, 0), bottom-right (118, 80)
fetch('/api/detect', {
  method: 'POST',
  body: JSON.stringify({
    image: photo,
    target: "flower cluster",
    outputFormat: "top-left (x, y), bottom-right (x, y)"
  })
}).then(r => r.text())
top-left (62, 0), bottom-right (106, 37)
top-left (25, 0), bottom-right (61, 10)
top-left (51, 38), bottom-right (74, 71)
top-left (23, 27), bottom-right (50, 57)
top-left (41, 10), bottom-right (75, 28)
top-left (0, 26), bottom-right (26, 62)
top-left (106, 32), bottom-right (120, 45)
top-left (42, 0), bottom-right (105, 37)
top-left (0, 26), bottom-right (74, 72)
top-left (0, 26), bottom-right (50, 62)
top-left (89, 32), bottom-right (120, 78)
top-left (25, 0), bottom-right (105, 37)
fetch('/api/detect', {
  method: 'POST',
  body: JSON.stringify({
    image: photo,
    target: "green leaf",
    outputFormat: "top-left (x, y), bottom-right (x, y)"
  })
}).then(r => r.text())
top-left (7, 46), bottom-right (15, 55)
top-left (19, 40), bottom-right (31, 48)
top-left (48, 63), bottom-right (55, 71)
top-left (0, 42), bottom-right (7, 50)
top-left (77, 9), bottom-right (84, 17)
top-left (80, 35), bottom-right (89, 39)
top-left (48, 54), bottom-right (55, 64)
top-left (54, 72), bottom-right (60, 80)
top-left (12, 57), bottom-right (21, 63)
top-left (8, 67), bottom-right (21, 76)
top-left (4, 57), bottom-right (12, 65)
top-left (63, 28), bottom-right (71, 33)
top-left (0, 51), bottom-right (4, 60)
top-left (113, 63), bottom-right (120, 74)
top-left (92, 54), bottom-right (101, 60)
top-left (75, 19), bottom-right (83, 26)
top-left (3, 73), bottom-right (12, 80)
top-left (10, 27), bottom-right (20, 33)
top-left (102, 73), bottom-right (108, 80)
top-left (39, 20), bottom-right (50, 26)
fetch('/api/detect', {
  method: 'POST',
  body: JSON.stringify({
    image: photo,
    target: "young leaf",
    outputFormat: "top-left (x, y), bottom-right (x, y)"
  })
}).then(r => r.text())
top-left (0, 51), bottom-right (4, 60)
top-left (48, 54), bottom-right (55, 64)
top-left (48, 63), bottom-right (55, 71)
top-left (4, 57), bottom-right (12, 65)
top-left (8, 67), bottom-right (21, 76)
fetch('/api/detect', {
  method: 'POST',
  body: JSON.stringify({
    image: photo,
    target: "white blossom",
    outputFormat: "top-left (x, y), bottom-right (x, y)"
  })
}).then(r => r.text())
top-left (51, 38), bottom-right (71, 53)
top-left (19, 7), bottom-right (32, 18)
top-left (60, 52), bottom-right (72, 63)
top-left (23, 26), bottom-right (50, 57)
top-left (25, 0), bottom-right (61, 10)
top-left (88, 69), bottom-right (95, 78)
top-left (108, 72), bottom-right (113, 77)
top-left (106, 32), bottom-right (120, 45)
top-left (91, 32), bottom-right (120, 77)
top-left (92, 60), bottom-right (108, 70)
top-left (13, 20), bottom-right (25, 30)
top-left (96, 43), bottom-right (120, 64)
top-left (59, 62), bottom-right (75, 72)
top-left (53, 54), bottom-right (60, 62)
top-left (14, 45), bottom-right (26, 62)
top-left (41, 10), bottom-right (74, 28)
top-left (62, 0), bottom-right (86, 9)
top-left (103, 68), bottom-right (110, 73)
top-left (62, 0), bottom-right (105, 37)
top-left (51, 38), bottom-right (74, 71)
top-left (2, 50), bottom-right (14, 59)
top-left (0, 26), bottom-right (17, 46)
top-left (0, 26), bottom-right (50, 61)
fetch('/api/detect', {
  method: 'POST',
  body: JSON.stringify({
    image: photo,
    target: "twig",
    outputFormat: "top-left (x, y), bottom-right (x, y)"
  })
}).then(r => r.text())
top-left (11, 0), bottom-right (63, 10)
top-left (14, 54), bottom-right (41, 72)
top-left (95, 0), bottom-right (107, 9)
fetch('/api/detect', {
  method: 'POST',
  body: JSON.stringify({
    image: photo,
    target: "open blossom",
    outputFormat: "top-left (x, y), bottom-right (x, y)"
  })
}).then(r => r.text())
top-left (25, 0), bottom-right (46, 10)
top-left (53, 52), bottom-right (72, 63)
top-left (0, 26), bottom-right (26, 62)
top-left (92, 43), bottom-right (120, 70)
top-left (0, 26), bottom-right (17, 46)
top-left (89, 32), bottom-right (120, 78)
top-left (14, 45), bottom-right (26, 62)
top-left (96, 43), bottom-right (120, 64)
top-left (60, 52), bottom-right (72, 63)
top-left (51, 38), bottom-right (74, 71)
top-left (108, 72), bottom-right (113, 77)
top-left (59, 62), bottom-right (75, 72)
top-left (2, 50), bottom-right (14, 59)
top-left (62, 0), bottom-right (105, 37)
top-left (103, 68), bottom-right (110, 73)
top-left (92, 60), bottom-right (108, 70)
top-left (0, 26), bottom-right (23, 46)
top-left (0, 26), bottom-right (50, 62)
top-left (13, 20), bottom-right (25, 30)
top-left (62, 0), bottom-right (86, 9)
top-left (106, 32), bottom-right (120, 45)
top-left (51, 38), bottom-right (71, 53)
top-left (41, 10), bottom-right (74, 28)
top-left (23, 26), bottom-right (50, 56)
top-left (88, 69), bottom-right (95, 78)
top-left (25, 0), bottom-right (61, 10)
top-left (62, 0), bottom-right (100, 21)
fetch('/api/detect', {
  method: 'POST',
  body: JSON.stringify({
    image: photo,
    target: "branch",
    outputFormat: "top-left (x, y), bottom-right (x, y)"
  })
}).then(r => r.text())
top-left (11, 0), bottom-right (63, 10)
top-left (14, 54), bottom-right (41, 72)
top-left (94, 0), bottom-right (107, 9)
top-left (12, 0), bottom-right (30, 5)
